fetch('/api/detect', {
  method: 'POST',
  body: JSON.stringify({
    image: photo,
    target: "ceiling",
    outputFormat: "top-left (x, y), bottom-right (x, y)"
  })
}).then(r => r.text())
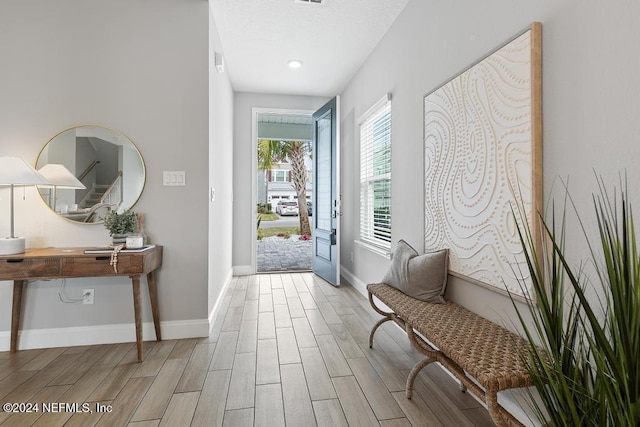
top-left (209, 0), bottom-right (410, 97)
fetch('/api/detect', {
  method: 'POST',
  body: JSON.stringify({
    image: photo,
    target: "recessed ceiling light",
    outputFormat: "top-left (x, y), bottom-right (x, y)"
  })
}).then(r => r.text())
top-left (288, 59), bottom-right (303, 69)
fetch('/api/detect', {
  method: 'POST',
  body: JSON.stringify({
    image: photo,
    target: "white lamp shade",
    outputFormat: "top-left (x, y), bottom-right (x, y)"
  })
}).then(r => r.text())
top-left (0, 156), bottom-right (51, 255)
top-left (38, 164), bottom-right (86, 189)
top-left (0, 156), bottom-right (51, 186)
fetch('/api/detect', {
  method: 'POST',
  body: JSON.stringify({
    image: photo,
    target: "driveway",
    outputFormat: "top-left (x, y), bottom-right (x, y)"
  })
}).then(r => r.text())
top-left (257, 235), bottom-right (312, 272)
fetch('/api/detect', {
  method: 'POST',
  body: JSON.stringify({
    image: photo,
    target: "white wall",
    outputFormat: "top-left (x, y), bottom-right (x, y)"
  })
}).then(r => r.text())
top-left (232, 93), bottom-right (328, 271)
top-left (340, 0), bottom-right (640, 330)
top-left (0, 0), bottom-right (212, 348)
top-left (208, 5), bottom-right (235, 318)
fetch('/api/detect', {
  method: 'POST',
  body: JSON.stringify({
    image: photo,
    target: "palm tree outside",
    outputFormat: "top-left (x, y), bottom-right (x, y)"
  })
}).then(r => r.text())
top-left (257, 139), bottom-right (312, 236)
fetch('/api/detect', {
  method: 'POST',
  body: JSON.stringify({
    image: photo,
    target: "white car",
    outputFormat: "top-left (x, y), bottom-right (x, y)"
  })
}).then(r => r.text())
top-left (276, 201), bottom-right (299, 216)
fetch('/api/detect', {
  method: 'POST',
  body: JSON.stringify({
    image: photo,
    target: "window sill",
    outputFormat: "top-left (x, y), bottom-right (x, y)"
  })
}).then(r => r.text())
top-left (355, 240), bottom-right (391, 259)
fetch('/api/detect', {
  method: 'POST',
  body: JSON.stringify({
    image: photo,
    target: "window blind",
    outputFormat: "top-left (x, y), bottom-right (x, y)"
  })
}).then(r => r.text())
top-left (360, 96), bottom-right (391, 248)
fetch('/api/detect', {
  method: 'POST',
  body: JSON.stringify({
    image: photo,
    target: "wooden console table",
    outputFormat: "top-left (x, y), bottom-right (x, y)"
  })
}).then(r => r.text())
top-left (0, 246), bottom-right (163, 362)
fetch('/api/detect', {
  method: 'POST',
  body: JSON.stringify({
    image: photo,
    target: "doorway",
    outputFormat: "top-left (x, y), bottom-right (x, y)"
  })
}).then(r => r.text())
top-left (252, 108), bottom-right (314, 273)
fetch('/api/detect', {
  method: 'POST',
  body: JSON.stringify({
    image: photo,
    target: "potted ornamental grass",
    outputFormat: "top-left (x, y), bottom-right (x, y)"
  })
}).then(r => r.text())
top-left (512, 175), bottom-right (640, 426)
top-left (103, 209), bottom-right (138, 245)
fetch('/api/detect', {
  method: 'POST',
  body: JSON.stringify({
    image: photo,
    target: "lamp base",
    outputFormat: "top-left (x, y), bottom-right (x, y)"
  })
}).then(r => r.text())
top-left (0, 237), bottom-right (26, 255)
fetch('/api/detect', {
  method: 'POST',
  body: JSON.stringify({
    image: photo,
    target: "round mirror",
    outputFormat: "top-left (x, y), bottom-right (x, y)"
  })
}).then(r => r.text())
top-left (36, 125), bottom-right (146, 223)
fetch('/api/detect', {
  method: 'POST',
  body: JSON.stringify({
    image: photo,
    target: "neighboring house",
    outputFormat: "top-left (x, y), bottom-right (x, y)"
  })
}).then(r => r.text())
top-left (259, 160), bottom-right (313, 209)
top-left (268, 181), bottom-right (312, 207)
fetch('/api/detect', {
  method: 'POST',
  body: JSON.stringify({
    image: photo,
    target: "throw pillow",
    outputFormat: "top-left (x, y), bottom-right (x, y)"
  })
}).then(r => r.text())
top-left (382, 239), bottom-right (448, 303)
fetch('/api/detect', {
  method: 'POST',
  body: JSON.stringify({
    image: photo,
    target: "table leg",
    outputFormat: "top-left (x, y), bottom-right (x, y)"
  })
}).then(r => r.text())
top-left (132, 276), bottom-right (143, 362)
top-left (147, 271), bottom-right (162, 341)
top-left (11, 280), bottom-right (25, 352)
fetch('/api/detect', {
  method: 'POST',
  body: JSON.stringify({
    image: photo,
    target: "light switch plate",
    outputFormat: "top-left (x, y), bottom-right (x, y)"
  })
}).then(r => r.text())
top-left (163, 171), bottom-right (186, 186)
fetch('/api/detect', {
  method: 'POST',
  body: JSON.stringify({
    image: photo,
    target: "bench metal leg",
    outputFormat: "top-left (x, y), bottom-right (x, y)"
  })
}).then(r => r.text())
top-left (368, 290), bottom-right (395, 317)
top-left (487, 390), bottom-right (508, 427)
top-left (369, 316), bottom-right (392, 348)
top-left (367, 290), bottom-right (396, 348)
top-left (403, 321), bottom-right (439, 399)
top-left (406, 356), bottom-right (435, 399)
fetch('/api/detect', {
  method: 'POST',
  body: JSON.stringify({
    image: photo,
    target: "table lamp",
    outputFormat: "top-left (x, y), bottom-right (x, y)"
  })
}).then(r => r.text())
top-left (37, 164), bottom-right (86, 212)
top-left (0, 156), bottom-right (52, 255)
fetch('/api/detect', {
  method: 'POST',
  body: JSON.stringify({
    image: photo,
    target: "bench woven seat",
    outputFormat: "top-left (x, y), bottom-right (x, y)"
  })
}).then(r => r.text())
top-left (367, 282), bottom-right (534, 426)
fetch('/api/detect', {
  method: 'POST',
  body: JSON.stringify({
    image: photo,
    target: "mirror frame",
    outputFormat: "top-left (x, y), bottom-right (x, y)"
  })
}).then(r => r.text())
top-left (36, 124), bottom-right (146, 224)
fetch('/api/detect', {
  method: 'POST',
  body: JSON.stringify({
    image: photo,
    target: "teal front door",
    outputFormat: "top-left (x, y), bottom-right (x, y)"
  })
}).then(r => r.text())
top-left (312, 97), bottom-right (340, 285)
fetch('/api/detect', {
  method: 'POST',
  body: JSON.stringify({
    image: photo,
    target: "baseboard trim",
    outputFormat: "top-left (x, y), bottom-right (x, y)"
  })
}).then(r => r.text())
top-left (208, 268), bottom-right (234, 335)
top-left (233, 265), bottom-right (253, 276)
top-left (340, 266), bottom-right (368, 298)
top-left (0, 318), bottom-right (209, 352)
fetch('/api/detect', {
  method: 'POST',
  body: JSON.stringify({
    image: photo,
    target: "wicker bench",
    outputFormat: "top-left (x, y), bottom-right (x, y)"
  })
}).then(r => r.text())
top-left (367, 283), bottom-right (533, 427)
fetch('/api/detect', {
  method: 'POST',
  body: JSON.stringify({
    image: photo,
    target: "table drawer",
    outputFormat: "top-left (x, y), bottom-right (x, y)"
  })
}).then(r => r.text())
top-left (0, 257), bottom-right (61, 279)
top-left (62, 255), bottom-right (143, 276)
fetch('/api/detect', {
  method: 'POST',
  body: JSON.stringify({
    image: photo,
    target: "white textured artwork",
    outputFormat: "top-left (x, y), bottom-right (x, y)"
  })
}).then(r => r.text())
top-left (424, 27), bottom-right (541, 297)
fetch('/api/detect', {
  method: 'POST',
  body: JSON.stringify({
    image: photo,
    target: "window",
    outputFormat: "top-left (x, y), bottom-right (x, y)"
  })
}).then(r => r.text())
top-left (360, 94), bottom-right (391, 248)
top-left (271, 170), bottom-right (289, 182)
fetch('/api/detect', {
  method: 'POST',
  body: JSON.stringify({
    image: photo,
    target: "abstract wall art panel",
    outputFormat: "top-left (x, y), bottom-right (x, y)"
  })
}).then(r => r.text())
top-left (424, 23), bottom-right (542, 298)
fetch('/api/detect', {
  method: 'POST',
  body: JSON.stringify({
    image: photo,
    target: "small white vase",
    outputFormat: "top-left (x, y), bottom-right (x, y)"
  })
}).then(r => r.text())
top-left (126, 234), bottom-right (144, 249)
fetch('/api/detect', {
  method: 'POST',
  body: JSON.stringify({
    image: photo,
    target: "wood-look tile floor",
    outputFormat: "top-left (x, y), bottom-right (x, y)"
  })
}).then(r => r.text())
top-left (0, 273), bottom-right (495, 426)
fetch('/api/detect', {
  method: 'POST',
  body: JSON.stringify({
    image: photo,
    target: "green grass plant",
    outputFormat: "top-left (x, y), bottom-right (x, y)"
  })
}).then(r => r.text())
top-left (512, 176), bottom-right (640, 426)
top-left (258, 227), bottom-right (301, 239)
top-left (258, 213), bottom-right (278, 221)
